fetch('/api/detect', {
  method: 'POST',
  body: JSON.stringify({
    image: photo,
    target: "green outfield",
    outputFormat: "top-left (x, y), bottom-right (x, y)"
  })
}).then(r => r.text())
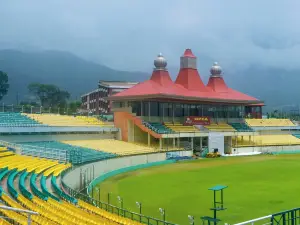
top-left (93, 155), bottom-right (300, 225)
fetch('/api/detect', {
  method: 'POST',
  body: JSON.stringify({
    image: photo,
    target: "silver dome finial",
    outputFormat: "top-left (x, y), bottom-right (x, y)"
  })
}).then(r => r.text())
top-left (154, 53), bottom-right (167, 71)
top-left (210, 61), bottom-right (222, 76)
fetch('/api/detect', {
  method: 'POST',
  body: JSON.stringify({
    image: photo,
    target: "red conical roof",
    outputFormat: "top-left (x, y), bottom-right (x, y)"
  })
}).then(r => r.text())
top-left (207, 76), bottom-right (228, 92)
top-left (175, 49), bottom-right (208, 92)
top-left (175, 68), bottom-right (208, 91)
top-left (183, 49), bottom-right (196, 58)
top-left (150, 70), bottom-right (173, 87)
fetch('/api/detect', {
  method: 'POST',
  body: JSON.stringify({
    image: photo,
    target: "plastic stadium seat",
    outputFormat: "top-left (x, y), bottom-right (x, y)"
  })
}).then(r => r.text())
top-left (0, 149), bottom-right (139, 225)
top-left (61, 139), bottom-right (158, 156)
top-left (0, 112), bottom-right (45, 127)
top-left (204, 123), bottom-right (236, 132)
top-left (246, 119), bottom-right (295, 127)
top-left (142, 121), bottom-right (173, 134)
top-left (233, 134), bottom-right (300, 147)
top-left (164, 122), bottom-right (200, 133)
top-left (25, 113), bottom-right (112, 127)
top-left (20, 141), bottom-right (117, 164)
top-left (229, 123), bottom-right (253, 132)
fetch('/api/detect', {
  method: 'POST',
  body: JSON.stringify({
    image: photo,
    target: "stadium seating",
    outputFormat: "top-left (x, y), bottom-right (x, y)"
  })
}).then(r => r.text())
top-left (20, 141), bottom-right (116, 164)
top-left (0, 152), bottom-right (142, 225)
top-left (204, 123), bottom-right (236, 132)
top-left (61, 139), bottom-right (158, 155)
top-left (293, 134), bottom-right (300, 139)
top-left (164, 122), bottom-right (200, 133)
top-left (233, 134), bottom-right (300, 147)
top-left (142, 121), bottom-right (173, 134)
top-left (245, 119), bottom-right (295, 127)
top-left (229, 123), bottom-right (253, 132)
top-left (25, 113), bottom-right (111, 127)
top-left (0, 112), bottom-right (44, 127)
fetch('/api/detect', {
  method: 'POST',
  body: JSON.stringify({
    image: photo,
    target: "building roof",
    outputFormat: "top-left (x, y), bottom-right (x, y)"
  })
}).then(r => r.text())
top-left (99, 80), bottom-right (138, 88)
top-left (109, 50), bottom-right (263, 105)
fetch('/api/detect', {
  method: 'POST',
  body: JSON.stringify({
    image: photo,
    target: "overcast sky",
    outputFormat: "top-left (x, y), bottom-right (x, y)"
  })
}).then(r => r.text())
top-left (1, 0), bottom-right (300, 71)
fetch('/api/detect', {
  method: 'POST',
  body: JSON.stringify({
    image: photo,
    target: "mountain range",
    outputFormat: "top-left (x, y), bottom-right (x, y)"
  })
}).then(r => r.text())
top-left (0, 49), bottom-right (298, 111)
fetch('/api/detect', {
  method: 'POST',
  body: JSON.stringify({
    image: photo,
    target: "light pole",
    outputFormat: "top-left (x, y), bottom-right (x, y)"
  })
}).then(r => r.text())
top-left (117, 196), bottom-right (123, 216)
top-left (107, 192), bottom-right (111, 205)
top-left (159, 208), bottom-right (165, 224)
top-left (188, 215), bottom-right (195, 225)
top-left (136, 201), bottom-right (142, 222)
top-left (95, 187), bottom-right (100, 203)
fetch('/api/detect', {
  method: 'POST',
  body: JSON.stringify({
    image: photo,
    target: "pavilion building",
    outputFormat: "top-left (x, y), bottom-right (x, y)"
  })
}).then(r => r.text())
top-left (108, 49), bottom-right (264, 154)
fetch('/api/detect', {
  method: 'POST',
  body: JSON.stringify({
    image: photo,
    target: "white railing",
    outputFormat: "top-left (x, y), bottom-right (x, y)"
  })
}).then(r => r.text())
top-left (0, 205), bottom-right (38, 225)
top-left (233, 215), bottom-right (272, 225)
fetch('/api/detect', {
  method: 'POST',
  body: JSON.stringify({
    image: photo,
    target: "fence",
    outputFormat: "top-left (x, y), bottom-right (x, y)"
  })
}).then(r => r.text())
top-left (0, 205), bottom-right (38, 225)
top-left (0, 104), bottom-right (75, 115)
top-left (61, 167), bottom-right (178, 225)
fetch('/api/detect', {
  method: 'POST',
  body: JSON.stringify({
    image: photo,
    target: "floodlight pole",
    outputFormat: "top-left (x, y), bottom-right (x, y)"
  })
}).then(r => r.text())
top-left (117, 196), bottom-right (123, 216)
top-left (136, 202), bottom-right (142, 222)
top-left (159, 208), bottom-right (166, 224)
top-left (107, 192), bottom-right (111, 205)
top-left (188, 215), bottom-right (195, 225)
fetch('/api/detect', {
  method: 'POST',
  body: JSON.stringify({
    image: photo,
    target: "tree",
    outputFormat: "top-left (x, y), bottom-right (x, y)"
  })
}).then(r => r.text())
top-left (68, 101), bottom-right (81, 114)
top-left (0, 71), bottom-right (9, 101)
top-left (28, 83), bottom-right (70, 108)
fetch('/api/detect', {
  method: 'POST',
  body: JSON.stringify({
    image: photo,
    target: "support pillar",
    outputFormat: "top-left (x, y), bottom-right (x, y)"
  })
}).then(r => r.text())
top-left (148, 133), bottom-right (151, 147)
top-left (159, 138), bottom-right (162, 150)
top-left (133, 124), bottom-right (135, 142)
top-left (177, 137), bottom-right (180, 148)
top-left (173, 138), bottom-right (175, 149)
top-left (200, 137), bottom-right (203, 150)
top-left (191, 137), bottom-right (194, 150)
top-left (148, 101), bottom-right (150, 121)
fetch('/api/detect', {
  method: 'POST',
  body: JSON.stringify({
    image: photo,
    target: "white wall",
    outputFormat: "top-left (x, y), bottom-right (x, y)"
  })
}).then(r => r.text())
top-left (208, 133), bottom-right (225, 154)
top-left (234, 145), bottom-right (300, 153)
top-left (0, 133), bottom-right (116, 143)
top-left (63, 150), bottom-right (192, 191)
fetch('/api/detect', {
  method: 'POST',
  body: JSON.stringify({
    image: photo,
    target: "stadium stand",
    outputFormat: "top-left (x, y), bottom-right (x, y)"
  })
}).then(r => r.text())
top-left (142, 121), bottom-right (173, 134)
top-left (293, 134), bottom-right (300, 139)
top-left (204, 123), bottom-right (236, 132)
top-left (245, 119), bottom-right (295, 127)
top-left (0, 152), bottom-right (142, 225)
top-left (0, 112), bottom-right (44, 127)
top-left (233, 134), bottom-right (300, 147)
top-left (20, 141), bottom-right (116, 164)
top-left (61, 139), bottom-right (158, 155)
top-left (229, 122), bottom-right (253, 132)
top-left (164, 122), bottom-right (200, 133)
top-left (25, 113), bottom-right (110, 127)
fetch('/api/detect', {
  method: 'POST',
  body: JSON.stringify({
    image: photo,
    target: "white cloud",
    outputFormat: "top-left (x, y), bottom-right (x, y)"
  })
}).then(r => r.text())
top-left (1, 0), bottom-right (300, 71)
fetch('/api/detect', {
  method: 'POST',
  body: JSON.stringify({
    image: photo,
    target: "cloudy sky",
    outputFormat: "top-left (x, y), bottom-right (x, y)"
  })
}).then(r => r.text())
top-left (1, 0), bottom-right (300, 71)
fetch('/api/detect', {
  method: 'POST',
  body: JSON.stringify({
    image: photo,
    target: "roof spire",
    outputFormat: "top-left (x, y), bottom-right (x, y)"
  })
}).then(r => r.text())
top-left (154, 53), bottom-right (167, 71)
top-left (210, 62), bottom-right (222, 77)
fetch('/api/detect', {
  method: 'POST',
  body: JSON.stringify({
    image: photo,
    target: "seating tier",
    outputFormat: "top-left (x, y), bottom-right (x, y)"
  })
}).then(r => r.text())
top-left (246, 119), bottom-right (295, 127)
top-left (164, 122), bottom-right (200, 133)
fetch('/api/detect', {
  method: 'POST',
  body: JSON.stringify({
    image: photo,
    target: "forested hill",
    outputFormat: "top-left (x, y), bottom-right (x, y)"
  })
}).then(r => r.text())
top-left (0, 49), bottom-right (148, 102)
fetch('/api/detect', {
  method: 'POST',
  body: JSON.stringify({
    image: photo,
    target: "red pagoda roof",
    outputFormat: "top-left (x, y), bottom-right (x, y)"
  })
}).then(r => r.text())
top-left (109, 50), bottom-right (263, 105)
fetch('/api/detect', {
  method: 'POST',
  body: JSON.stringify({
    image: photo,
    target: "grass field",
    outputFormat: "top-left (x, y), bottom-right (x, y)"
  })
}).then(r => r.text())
top-left (93, 155), bottom-right (300, 225)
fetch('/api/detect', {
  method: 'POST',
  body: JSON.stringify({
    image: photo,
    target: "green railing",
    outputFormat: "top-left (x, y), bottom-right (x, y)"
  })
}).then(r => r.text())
top-left (61, 161), bottom-right (178, 225)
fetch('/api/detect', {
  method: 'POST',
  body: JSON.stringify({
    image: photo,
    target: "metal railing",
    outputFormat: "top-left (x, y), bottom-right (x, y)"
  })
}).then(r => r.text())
top-left (233, 215), bottom-right (272, 225)
top-left (0, 205), bottom-right (38, 225)
top-left (61, 167), bottom-right (177, 225)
